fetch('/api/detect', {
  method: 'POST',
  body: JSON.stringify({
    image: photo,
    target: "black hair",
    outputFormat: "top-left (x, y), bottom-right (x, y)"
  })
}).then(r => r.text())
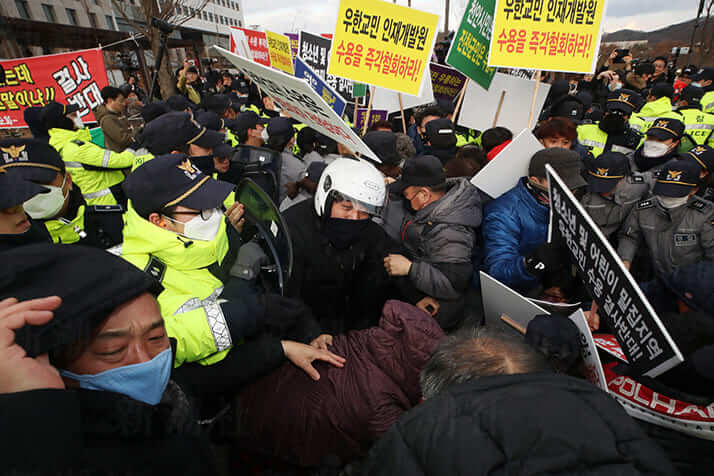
top-left (635, 62), bottom-right (655, 76)
top-left (101, 86), bottom-right (124, 102)
top-left (481, 127), bottom-right (513, 153)
top-left (654, 56), bottom-right (668, 64)
top-left (414, 105), bottom-right (444, 129)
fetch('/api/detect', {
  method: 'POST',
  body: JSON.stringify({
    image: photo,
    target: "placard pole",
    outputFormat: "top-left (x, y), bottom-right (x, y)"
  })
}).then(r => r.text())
top-left (398, 93), bottom-right (407, 133)
top-left (527, 70), bottom-right (542, 129)
top-left (452, 78), bottom-right (469, 122)
top-left (362, 86), bottom-right (375, 136)
top-left (492, 91), bottom-right (506, 127)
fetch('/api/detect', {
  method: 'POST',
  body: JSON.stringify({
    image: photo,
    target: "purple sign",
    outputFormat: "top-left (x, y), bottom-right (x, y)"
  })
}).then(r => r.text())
top-left (354, 108), bottom-right (388, 132)
top-left (283, 33), bottom-right (299, 64)
top-left (430, 63), bottom-right (467, 103)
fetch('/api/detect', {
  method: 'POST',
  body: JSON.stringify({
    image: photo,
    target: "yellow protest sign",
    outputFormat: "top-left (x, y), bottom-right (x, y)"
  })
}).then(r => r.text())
top-left (266, 30), bottom-right (294, 74)
top-left (487, 0), bottom-right (608, 73)
top-left (328, 0), bottom-right (439, 96)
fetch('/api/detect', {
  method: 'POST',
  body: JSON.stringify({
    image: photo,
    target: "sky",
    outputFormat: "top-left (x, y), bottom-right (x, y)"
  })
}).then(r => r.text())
top-left (241, 0), bottom-right (701, 35)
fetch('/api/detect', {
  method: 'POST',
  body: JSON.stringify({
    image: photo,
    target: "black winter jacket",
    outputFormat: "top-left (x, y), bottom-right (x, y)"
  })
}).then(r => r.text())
top-left (363, 373), bottom-right (678, 476)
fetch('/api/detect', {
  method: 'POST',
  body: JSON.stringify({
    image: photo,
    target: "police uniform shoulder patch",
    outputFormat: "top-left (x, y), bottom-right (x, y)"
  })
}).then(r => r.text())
top-left (89, 204), bottom-right (124, 213)
top-left (689, 198), bottom-right (711, 213)
top-left (630, 174), bottom-right (645, 184)
top-left (71, 139), bottom-right (85, 146)
top-left (144, 255), bottom-right (166, 283)
top-left (637, 199), bottom-right (654, 210)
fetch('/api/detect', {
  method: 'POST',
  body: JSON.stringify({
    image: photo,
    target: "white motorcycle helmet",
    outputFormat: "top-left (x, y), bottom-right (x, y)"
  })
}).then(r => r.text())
top-left (314, 158), bottom-right (386, 219)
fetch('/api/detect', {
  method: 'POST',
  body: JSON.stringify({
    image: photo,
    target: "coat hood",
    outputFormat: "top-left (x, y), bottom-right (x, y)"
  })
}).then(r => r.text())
top-left (414, 178), bottom-right (482, 228)
top-left (93, 104), bottom-right (110, 124)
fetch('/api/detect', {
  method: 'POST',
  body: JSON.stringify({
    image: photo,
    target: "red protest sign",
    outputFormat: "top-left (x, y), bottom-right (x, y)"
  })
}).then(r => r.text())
top-left (230, 27), bottom-right (271, 67)
top-left (0, 48), bottom-right (109, 129)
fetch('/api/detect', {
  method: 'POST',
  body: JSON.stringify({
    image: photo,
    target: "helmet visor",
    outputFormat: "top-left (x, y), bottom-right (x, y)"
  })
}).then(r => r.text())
top-left (330, 190), bottom-right (385, 218)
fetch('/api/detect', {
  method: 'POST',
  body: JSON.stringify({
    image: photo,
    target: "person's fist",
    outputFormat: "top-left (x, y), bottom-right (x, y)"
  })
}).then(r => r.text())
top-left (225, 202), bottom-right (246, 233)
top-left (383, 254), bottom-right (412, 276)
top-left (416, 296), bottom-right (440, 316)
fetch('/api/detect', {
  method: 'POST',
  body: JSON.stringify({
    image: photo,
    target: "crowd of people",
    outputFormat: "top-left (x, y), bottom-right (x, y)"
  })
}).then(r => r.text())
top-left (1, 50), bottom-right (714, 475)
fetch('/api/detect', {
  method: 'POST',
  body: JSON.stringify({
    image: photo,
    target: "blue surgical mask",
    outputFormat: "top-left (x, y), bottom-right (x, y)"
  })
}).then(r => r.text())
top-left (60, 348), bottom-right (172, 405)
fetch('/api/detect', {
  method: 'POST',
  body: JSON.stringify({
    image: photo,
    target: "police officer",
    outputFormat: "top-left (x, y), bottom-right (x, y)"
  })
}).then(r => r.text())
top-left (676, 85), bottom-right (714, 147)
top-left (577, 89), bottom-right (644, 159)
top-left (0, 168), bottom-right (50, 252)
top-left (581, 151), bottom-right (651, 240)
top-left (629, 83), bottom-right (681, 134)
top-left (680, 144), bottom-right (714, 201)
top-left (617, 158), bottom-right (713, 276)
top-left (633, 117), bottom-right (685, 172)
top-left (230, 110), bottom-right (268, 148)
top-left (0, 139), bottom-right (123, 248)
top-left (42, 101), bottom-right (137, 206)
top-left (263, 116), bottom-right (306, 204)
top-left (691, 67), bottom-right (714, 114)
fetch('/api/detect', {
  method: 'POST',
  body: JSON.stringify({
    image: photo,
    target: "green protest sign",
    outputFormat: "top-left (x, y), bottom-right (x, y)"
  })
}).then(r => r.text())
top-left (352, 82), bottom-right (367, 98)
top-left (445, 0), bottom-right (496, 90)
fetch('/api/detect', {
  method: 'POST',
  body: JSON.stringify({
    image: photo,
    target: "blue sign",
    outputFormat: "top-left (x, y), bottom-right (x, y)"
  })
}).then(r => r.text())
top-left (294, 56), bottom-right (346, 117)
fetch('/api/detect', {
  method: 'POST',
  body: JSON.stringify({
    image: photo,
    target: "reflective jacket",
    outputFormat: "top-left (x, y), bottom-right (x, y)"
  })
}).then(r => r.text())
top-left (577, 123), bottom-right (642, 159)
top-left (49, 127), bottom-right (134, 205)
top-left (703, 90), bottom-right (714, 114)
top-left (121, 206), bottom-right (240, 367)
top-left (482, 178), bottom-right (549, 292)
top-left (629, 97), bottom-right (681, 134)
top-left (678, 107), bottom-right (714, 146)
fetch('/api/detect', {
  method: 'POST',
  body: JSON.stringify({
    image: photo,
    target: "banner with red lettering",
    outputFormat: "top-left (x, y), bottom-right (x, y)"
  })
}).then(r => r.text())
top-left (230, 27), bottom-right (271, 67)
top-left (0, 48), bottom-right (108, 129)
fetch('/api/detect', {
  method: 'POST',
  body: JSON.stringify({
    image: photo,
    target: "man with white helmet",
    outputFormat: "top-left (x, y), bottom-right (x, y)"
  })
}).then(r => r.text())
top-left (283, 157), bottom-right (392, 334)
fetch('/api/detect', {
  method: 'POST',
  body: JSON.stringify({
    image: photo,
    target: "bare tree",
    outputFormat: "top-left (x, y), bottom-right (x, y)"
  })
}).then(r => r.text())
top-left (111, 0), bottom-right (209, 98)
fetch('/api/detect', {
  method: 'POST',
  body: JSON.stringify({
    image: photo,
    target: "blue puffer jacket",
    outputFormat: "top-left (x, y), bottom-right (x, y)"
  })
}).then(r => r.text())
top-left (482, 178), bottom-right (549, 292)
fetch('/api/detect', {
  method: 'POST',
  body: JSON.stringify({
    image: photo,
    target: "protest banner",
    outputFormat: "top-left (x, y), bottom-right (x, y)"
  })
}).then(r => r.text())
top-left (568, 309), bottom-right (608, 391)
top-left (266, 31), bottom-right (294, 75)
top-left (480, 271), bottom-right (547, 331)
top-left (214, 46), bottom-right (378, 160)
top-left (430, 63), bottom-right (467, 103)
top-left (328, 0), bottom-right (440, 96)
top-left (294, 56), bottom-right (347, 117)
top-left (445, 0), bottom-right (496, 90)
top-left (299, 31), bottom-right (361, 105)
top-left (354, 108), bottom-right (387, 132)
top-left (487, 0), bottom-right (609, 73)
top-left (231, 27), bottom-right (271, 67)
top-left (546, 164), bottom-right (683, 377)
top-left (283, 33), bottom-right (300, 61)
top-left (470, 128), bottom-right (542, 199)
top-left (371, 71), bottom-right (434, 114)
top-left (353, 82), bottom-right (367, 97)
top-left (458, 72), bottom-right (549, 133)
top-left (0, 48), bottom-right (108, 128)
top-left (594, 334), bottom-right (628, 362)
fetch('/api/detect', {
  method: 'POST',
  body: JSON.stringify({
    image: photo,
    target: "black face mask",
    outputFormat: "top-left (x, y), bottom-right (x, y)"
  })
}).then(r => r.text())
top-left (525, 179), bottom-right (550, 206)
top-left (402, 196), bottom-right (417, 214)
top-left (190, 155), bottom-right (216, 175)
top-left (323, 217), bottom-right (370, 250)
top-left (599, 113), bottom-right (627, 135)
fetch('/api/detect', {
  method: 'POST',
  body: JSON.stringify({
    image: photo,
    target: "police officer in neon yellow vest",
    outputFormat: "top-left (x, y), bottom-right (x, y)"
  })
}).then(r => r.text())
top-left (629, 83), bottom-right (682, 135)
top-left (690, 67), bottom-right (714, 114)
top-left (577, 90), bottom-right (644, 159)
top-left (43, 101), bottom-right (137, 207)
top-left (676, 85), bottom-right (714, 147)
top-left (632, 118), bottom-right (685, 172)
top-left (0, 138), bottom-right (124, 248)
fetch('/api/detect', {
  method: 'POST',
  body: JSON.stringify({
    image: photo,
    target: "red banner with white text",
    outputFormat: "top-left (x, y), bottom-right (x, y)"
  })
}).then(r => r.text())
top-left (0, 48), bottom-right (109, 128)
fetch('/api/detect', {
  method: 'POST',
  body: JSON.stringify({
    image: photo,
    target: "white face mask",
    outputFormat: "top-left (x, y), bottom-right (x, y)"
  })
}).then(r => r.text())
top-left (657, 195), bottom-right (690, 209)
top-left (608, 82), bottom-right (622, 91)
top-left (23, 175), bottom-right (67, 219)
top-left (692, 82), bottom-right (703, 88)
top-left (166, 208), bottom-right (223, 241)
top-left (71, 114), bottom-right (84, 130)
top-left (642, 140), bottom-right (671, 158)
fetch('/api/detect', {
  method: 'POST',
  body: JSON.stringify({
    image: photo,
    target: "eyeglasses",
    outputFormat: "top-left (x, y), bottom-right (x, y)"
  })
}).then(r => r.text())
top-left (167, 208), bottom-right (214, 221)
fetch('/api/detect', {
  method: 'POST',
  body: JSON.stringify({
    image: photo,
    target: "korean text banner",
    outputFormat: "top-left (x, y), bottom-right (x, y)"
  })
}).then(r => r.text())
top-left (0, 48), bottom-right (108, 129)
top-left (328, 0), bottom-right (440, 96)
top-left (299, 31), bottom-right (361, 105)
top-left (546, 164), bottom-right (683, 378)
top-left (354, 108), bottom-right (387, 132)
top-left (294, 57), bottom-right (347, 117)
top-left (487, 0), bottom-right (608, 73)
top-left (266, 31), bottom-right (294, 74)
top-left (430, 63), bottom-right (467, 103)
top-left (231, 27), bottom-right (271, 67)
top-left (445, 0), bottom-right (496, 90)
top-left (213, 46), bottom-right (378, 161)
top-left (283, 33), bottom-right (300, 61)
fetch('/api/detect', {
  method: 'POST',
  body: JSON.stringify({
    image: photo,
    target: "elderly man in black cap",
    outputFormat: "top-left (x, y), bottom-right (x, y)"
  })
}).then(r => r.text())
top-left (383, 155), bottom-right (481, 330)
top-left (0, 138), bottom-right (124, 248)
top-left (0, 169), bottom-right (51, 251)
top-left (633, 117), bottom-right (686, 172)
top-left (580, 151), bottom-right (652, 241)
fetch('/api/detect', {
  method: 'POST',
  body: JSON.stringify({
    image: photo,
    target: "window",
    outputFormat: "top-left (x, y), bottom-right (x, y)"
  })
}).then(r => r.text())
top-left (202, 11), bottom-right (207, 20)
top-left (105, 14), bottom-right (115, 29)
top-left (15, 0), bottom-right (31, 19)
top-left (65, 8), bottom-right (78, 25)
top-left (93, 0), bottom-right (101, 5)
top-left (208, 12), bottom-right (213, 21)
top-left (41, 3), bottom-right (56, 22)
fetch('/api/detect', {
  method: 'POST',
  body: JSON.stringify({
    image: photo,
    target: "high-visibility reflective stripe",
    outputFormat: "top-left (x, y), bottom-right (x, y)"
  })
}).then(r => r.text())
top-left (203, 300), bottom-right (232, 351)
top-left (630, 123), bottom-right (643, 132)
top-left (83, 188), bottom-right (112, 199)
top-left (685, 123), bottom-right (714, 131)
top-left (102, 150), bottom-right (111, 168)
top-left (704, 101), bottom-right (714, 111)
top-left (580, 139), bottom-right (606, 149)
top-left (64, 161), bottom-right (84, 168)
top-left (611, 145), bottom-right (635, 155)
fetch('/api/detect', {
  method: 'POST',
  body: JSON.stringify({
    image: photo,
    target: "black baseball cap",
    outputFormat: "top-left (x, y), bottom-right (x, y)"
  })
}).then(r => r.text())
top-left (606, 89), bottom-right (643, 115)
top-left (680, 85), bottom-right (705, 105)
top-left (650, 82), bottom-right (674, 100)
top-left (141, 111), bottom-right (225, 155)
top-left (550, 95), bottom-right (585, 121)
top-left (0, 169), bottom-right (49, 209)
top-left (196, 111), bottom-right (225, 131)
top-left (682, 65), bottom-right (697, 76)
top-left (141, 101), bottom-right (171, 123)
top-left (363, 131), bottom-right (400, 166)
top-left (213, 141), bottom-right (233, 159)
top-left (0, 243), bottom-right (160, 357)
top-left (40, 101), bottom-right (80, 130)
top-left (646, 117), bottom-right (685, 141)
top-left (529, 148), bottom-right (587, 191)
top-left (653, 158), bottom-right (701, 197)
top-left (393, 155), bottom-right (445, 193)
top-left (166, 94), bottom-right (195, 112)
top-left (266, 116), bottom-right (294, 139)
top-left (425, 118), bottom-right (457, 149)
top-left (304, 161), bottom-right (328, 183)
top-left (231, 110), bottom-right (268, 133)
top-left (584, 152), bottom-right (630, 193)
top-left (0, 138), bottom-right (65, 183)
top-left (204, 94), bottom-right (232, 115)
top-left (123, 153), bottom-right (234, 217)
top-left (691, 67), bottom-right (714, 82)
top-left (682, 144), bottom-right (714, 172)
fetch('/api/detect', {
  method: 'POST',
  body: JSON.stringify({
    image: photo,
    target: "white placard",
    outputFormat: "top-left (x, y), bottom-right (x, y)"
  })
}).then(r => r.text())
top-left (458, 72), bottom-right (550, 133)
top-left (371, 72), bottom-right (435, 114)
top-left (213, 46), bottom-right (379, 161)
top-left (567, 309), bottom-right (608, 391)
top-left (480, 271), bottom-right (547, 329)
top-left (470, 128), bottom-right (543, 199)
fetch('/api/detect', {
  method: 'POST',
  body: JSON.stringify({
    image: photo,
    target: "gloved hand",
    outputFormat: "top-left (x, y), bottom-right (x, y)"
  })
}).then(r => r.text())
top-left (219, 292), bottom-right (264, 340)
top-left (524, 242), bottom-right (563, 278)
top-left (230, 241), bottom-right (269, 281)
